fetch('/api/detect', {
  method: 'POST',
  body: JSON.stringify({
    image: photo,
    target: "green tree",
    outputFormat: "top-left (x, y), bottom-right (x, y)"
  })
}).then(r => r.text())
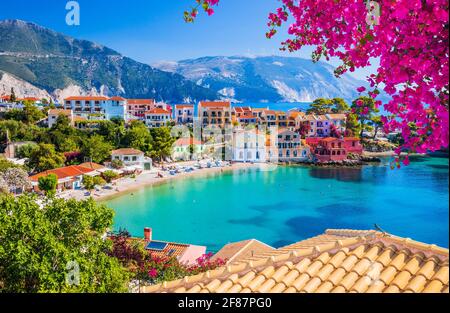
top-left (27, 143), bottom-right (66, 173)
top-left (93, 176), bottom-right (106, 187)
top-left (23, 102), bottom-right (45, 124)
top-left (38, 174), bottom-right (58, 196)
top-left (0, 158), bottom-right (20, 173)
top-left (123, 121), bottom-right (152, 153)
top-left (15, 143), bottom-right (38, 159)
top-left (10, 87), bottom-right (16, 102)
top-left (150, 127), bottom-right (175, 162)
top-left (351, 96), bottom-right (380, 140)
top-left (345, 113), bottom-right (361, 137)
top-left (0, 194), bottom-right (129, 292)
top-left (102, 170), bottom-right (119, 183)
top-left (331, 98), bottom-right (350, 114)
top-left (307, 98), bottom-right (333, 115)
top-left (82, 175), bottom-right (95, 192)
top-left (370, 116), bottom-right (384, 140)
top-left (96, 119), bottom-right (126, 146)
top-left (81, 135), bottom-right (112, 164)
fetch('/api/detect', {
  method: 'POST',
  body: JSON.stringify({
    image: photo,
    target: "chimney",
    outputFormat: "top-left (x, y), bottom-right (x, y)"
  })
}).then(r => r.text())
top-left (144, 227), bottom-right (152, 242)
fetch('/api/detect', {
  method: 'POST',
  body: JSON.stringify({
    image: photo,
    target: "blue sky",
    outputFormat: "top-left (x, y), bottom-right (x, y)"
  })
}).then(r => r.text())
top-left (0, 0), bottom-right (376, 80)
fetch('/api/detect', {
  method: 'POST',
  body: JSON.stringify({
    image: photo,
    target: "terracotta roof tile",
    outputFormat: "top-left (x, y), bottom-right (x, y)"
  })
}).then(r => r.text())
top-left (141, 229), bottom-right (449, 293)
top-left (127, 99), bottom-right (155, 105)
top-left (65, 96), bottom-right (109, 101)
top-left (111, 148), bottom-right (144, 155)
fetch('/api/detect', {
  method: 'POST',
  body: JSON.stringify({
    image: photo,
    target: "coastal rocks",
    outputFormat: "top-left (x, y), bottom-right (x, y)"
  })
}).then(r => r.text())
top-left (362, 139), bottom-right (396, 152)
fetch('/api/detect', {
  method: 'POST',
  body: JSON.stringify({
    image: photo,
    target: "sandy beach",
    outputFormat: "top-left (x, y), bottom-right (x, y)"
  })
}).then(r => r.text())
top-left (58, 161), bottom-right (262, 202)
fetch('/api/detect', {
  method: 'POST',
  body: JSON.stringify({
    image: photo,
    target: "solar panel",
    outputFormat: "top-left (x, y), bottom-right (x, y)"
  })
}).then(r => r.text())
top-left (145, 241), bottom-right (168, 251)
top-left (167, 249), bottom-right (176, 256)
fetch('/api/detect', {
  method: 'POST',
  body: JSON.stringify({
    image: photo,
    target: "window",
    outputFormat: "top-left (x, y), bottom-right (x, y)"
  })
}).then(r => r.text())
top-left (132, 156), bottom-right (137, 161)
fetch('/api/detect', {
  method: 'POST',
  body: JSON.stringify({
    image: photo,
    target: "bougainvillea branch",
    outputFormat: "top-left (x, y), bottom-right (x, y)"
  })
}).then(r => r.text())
top-left (187, 0), bottom-right (449, 155)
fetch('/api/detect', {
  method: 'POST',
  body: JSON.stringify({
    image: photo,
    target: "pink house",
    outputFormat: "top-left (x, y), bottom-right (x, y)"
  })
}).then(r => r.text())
top-left (306, 137), bottom-right (364, 162)
top-left (306, 137), bottom-right (347, 162)
top-left (344, 137), bottom-right (363, 155)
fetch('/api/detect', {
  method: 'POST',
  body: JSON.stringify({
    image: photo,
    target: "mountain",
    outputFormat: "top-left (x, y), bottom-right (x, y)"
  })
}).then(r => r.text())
top-left (154, 56), bottom-right (368, 103)
top-left (0, 19), bottom-right (217, 103)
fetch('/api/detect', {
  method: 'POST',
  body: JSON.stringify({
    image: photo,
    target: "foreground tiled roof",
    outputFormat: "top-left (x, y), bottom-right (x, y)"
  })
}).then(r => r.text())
top-left (148, 242), bottom-right (190, 259)
top-left (142, 230), bottom-right (449, 293)
top-left (212, 239), bottom-right (275, 265)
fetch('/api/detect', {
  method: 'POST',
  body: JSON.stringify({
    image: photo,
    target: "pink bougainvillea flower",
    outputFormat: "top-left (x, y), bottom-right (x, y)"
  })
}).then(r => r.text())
top-left (148, 268), bottom-right (158, 278)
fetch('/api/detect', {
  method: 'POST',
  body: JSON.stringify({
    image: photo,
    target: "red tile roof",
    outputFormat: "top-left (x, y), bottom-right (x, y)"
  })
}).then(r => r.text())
top-left (110, 96), bottom-right (126, 101)
top-left (174, 138), bottom-right (203, 146)
top-left (65, 96), bottom-right (109, 101)
top-left (146, 108), bottom-right (170, 114)
top-left (175, 104), bottom-right (194, 109)
top-left (30, 165), bottom-right (95, 182)
top-left (127, 99), bottom-right (155, 105)
top-left (78, 162), bottom-right (105, 170)
top-left (111, 148), bottom-right (144, 156)
top-left (48, 109), bottom-right (72, 116)
top-left (199, 101), bottom-right (231, 108)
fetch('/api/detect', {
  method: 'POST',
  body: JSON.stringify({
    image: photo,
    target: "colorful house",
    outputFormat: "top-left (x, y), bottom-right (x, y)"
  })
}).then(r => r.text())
top-left (344, 137), bottom-right (364, 155)
top-left (142, 228), bottom-right (207, 266)
top-left (232, 128), bottom-right (267, 163)
top-left (198, 101), bottom-right (232, 128)
top-left (271, 129), bottom-right (310, 162)
top-left (29, 164), bottom-right (101, 191)
top-left (306, 137), bottom-right (348, 162)
top-left (47, 109), bottom-right (73, 128)
top-left (174, 104), bottom-right (194, 124)
top-left (172, 137), bottom-right (204, 161)
top-left (111, 148), bottom-right (152, 170)
top-left (144, 108), bottom-right (172, 128)
top-left (126, 99), bottom-right (156, 121)
top-left (63, 96), bottom-right (126, 120)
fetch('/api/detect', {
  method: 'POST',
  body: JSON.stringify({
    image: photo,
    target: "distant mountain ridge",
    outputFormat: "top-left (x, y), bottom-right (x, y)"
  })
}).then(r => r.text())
top-left (0, 19), bottom-right (217, 103)
top-left (153, 56), bottom-right (370, 103)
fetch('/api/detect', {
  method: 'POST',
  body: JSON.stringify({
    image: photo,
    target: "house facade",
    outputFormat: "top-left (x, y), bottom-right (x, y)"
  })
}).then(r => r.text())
top-left (174, 104), bottom-right (194, 124)
top-left (144, 108), bottom-right (172, 128)
top-left (198, 101), bottom-right (232, 128)
top-left (111, 148), bottom-right (152, 170)
top-left (306, 137), bottom-right (347, 162)
top-left (64, 96), bottom-right (126, 120)
top-left (274, 129), bottom-right (310, 162)
top-left (47, 109), bottom-right (74, 128)
top-left (126, 99), bottom-right (155, 122)
top-left (172, 137), bottom-right (204, 161)
top-left (232, 129), bottom-right (267, 163)
top-left (29, 164), bottom-right (100, 192)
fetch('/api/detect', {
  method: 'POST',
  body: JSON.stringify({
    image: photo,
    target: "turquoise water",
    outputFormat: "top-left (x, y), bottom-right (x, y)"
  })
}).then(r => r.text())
top-left (106, 156), bottom-right (449, 252)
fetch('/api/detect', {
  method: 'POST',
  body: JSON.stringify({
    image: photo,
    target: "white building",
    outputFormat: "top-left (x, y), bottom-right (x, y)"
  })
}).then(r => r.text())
top-left (144, 108), bottom-right (172, 128)
top-left (64, 96), bottom-right (126, 120)
top-left (232, 129), bottom-right (267, 163)
top-left (172, 137), bottom-right (204, 161)
top-left (111, 148), bottom-right (152, 170)
top-left (174, 104), bottom-right (194, 124)
top-left (47, 109), bottom-right (73, 128)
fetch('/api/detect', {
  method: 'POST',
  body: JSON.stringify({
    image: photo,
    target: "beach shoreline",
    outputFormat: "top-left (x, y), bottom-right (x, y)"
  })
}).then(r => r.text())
top-left (59, 162), bottom-right (262, 202)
